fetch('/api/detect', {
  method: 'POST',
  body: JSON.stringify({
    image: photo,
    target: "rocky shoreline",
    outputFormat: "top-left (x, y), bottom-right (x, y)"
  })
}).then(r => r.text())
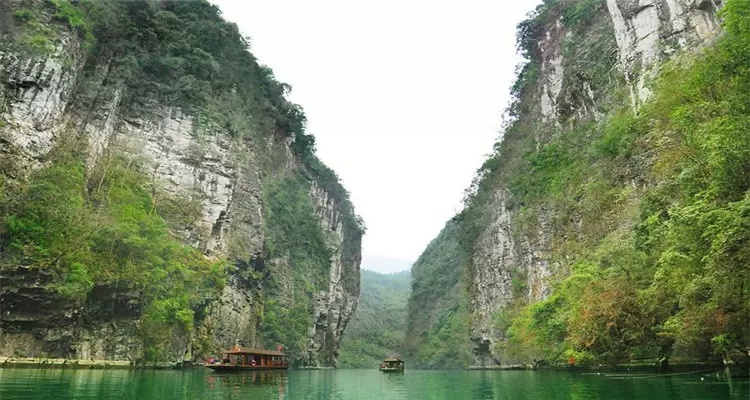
top-left (466, 360), bottom-right (749, 378)
top-left (0, 358), bottom-right (338, 370)
top-left (0, 357), bottom-right (180, 370)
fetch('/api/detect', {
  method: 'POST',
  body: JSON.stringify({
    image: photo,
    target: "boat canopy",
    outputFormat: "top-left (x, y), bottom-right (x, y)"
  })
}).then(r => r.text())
top-left (223, 346), bottom-right (287, 356)
top-left (205, 346), bottom-right (290, 371)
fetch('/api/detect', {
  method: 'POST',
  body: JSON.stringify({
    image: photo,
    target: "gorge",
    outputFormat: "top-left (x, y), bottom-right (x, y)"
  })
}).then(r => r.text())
top-left (1, 0), bottom-right (748, 375)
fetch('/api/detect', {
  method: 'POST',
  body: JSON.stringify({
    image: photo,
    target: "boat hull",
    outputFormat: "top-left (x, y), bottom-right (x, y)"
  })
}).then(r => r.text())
top-left (204, 364), bottom-right (288, 372)
top-left (379, 368), bottom-right (404, 373)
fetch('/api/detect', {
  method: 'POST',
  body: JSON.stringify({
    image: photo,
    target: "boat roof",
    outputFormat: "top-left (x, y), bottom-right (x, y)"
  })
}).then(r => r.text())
top-left (383, 357), bottom-right (403, 362)
top-left (223, 346), bottom-right (287, 356)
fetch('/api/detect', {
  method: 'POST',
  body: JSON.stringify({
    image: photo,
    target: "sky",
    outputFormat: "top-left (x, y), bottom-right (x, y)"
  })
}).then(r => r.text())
top-left (210, 0), bottom-right (540, 274)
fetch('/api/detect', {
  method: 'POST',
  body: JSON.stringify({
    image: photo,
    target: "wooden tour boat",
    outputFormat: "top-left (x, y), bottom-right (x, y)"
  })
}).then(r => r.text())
top-left (379, 356), bottom-right (404, 372)
top-left (204, 346), bottom-right (289, 371)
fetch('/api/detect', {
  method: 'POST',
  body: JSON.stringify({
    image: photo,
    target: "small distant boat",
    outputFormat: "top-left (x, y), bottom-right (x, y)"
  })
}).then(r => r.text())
top-left (204, 346), bottom-right (289, 371)
top-left (379, 356), bottom-right (404, 373)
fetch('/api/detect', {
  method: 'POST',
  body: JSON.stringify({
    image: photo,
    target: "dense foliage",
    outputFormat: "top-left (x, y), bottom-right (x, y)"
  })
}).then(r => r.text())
top-left (261, 174), bottom-right (333, 363)
top-left (0, 147), bottom-right (224, 361)
top-left (405, 221), bottom-right (473, 368)
top-left (339, 270), bottom-right (410, 368)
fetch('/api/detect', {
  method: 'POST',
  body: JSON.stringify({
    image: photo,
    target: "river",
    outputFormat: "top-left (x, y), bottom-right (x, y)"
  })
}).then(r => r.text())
top-left (0, 368), bottom-right (746, 399)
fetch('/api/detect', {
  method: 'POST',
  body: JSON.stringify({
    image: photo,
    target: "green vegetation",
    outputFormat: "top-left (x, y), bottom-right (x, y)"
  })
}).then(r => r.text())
top-left (77, 0), bottom-right (309, 153)
top-left (498, 0), bottom-right (750, 367)
top-left (0, 147), bottom-right (224, 361)
top-left (9, 0), bottom-right (310, 155)
top-left (410, 300), bottom-right (472, 369)
top-left (301, 154), bottom-right (366, 237)
top-left (405, 221), bottom-right (473, 368)
top-left (258, 171), bottom-right (362, 366)
top-left (50, 0), bottom-right (94, 47)
top-left (339, 270), bottom-right (410, 368)
top-left (12, 9), bottom-right (34, 22)
top-left (17, 18), bottom-right (57, 54)
top-left (408, 0), bottom-right (749, 369)
top-left (561, 0), bottom-right (605, 30)
top-left (11, 0), bottom-right (94, 54)
top-left (260, 174), bottom-right (333, 364)
top-left (3, 0), bottom-right (363, 366)
top-left (502, 0), bottom-right (749, 367)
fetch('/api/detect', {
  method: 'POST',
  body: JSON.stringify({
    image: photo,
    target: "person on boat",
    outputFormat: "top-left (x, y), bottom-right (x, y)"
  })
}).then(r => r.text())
top-left (251, 359), bottom-right (257, 367)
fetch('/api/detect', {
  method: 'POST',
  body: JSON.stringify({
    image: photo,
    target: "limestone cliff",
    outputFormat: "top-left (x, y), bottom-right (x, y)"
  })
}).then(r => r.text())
top-left (0, 0), bottom-right (362, 366)
top-left (468, 0), bottom-right (722, 366)
top-left (407, 0), bottom-right (731, 368)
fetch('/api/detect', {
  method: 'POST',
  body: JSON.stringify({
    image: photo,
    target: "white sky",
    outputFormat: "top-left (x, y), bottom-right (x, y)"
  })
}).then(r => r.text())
top-left (210, 0), bottom-right (540, 273)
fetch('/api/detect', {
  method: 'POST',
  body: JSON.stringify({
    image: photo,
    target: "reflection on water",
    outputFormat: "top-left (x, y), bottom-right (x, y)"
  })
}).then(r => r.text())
top-left (383, 371), bottom-right (405, 385)
top-left (207, 370), bottom-right (287, 387)
top-left (207, 370), bottom-right (288, 399)
top-left (0, 368), bottom-right (747, 400)
top-left (472, 371), bottom-right (493, 399)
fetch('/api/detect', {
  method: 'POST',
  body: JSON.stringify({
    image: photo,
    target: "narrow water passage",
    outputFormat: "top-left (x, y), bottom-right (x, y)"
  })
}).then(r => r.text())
top-left (0, 368), bottom-right (746, 399)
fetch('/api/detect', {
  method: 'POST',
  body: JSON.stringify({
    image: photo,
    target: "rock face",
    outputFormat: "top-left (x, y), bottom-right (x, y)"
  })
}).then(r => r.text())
top-left (606, 0), bottom-right (722, 105)
top-left (305, 181), bottom-right (362, 367)
top-left (456, 0), bottom-right (723, 366)
top-left (469, 190), bottom-right (518, 366)
top-left (0, 40), bottom-right (80, 172)
top-left (0, 2), bottom-right (361, 366)
top-left (469, 191), bottom-right (553, 366)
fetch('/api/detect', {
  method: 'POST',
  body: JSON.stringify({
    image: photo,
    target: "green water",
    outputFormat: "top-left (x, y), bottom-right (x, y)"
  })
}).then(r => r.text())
top-left (0, 368), bottom-right (746, 399)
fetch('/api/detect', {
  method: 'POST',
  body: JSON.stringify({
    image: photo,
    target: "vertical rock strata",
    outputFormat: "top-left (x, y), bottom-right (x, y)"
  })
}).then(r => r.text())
top-left (406, 0), bottom-right (723, 367)
top-left (466, 0), bottom-right (721, 366)
top-left (0, 2), bottom-right (361, 366)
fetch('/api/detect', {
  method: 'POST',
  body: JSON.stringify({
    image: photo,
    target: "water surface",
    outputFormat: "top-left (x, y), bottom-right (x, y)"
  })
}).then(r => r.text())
top-left (0, 368), bottom-right (746, 399)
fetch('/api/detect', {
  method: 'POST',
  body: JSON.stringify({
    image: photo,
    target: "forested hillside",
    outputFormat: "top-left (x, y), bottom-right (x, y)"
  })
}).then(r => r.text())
top-left (405, 221), bottom-right (472, 368)
top-left (339, 270), bottom-right (410, 368)
top-left (406, 0), bottom-right (749, 370)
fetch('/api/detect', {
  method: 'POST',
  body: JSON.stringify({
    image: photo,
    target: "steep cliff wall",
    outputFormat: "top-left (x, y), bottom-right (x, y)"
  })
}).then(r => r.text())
top-left (405, 221), bottom-right (471, 368)
top-left (407, 0), bottom-right (749, 369)
top-left (0, 0), bottom-right (362, 366)
top-left (466, 0), bottom-right (723, 367)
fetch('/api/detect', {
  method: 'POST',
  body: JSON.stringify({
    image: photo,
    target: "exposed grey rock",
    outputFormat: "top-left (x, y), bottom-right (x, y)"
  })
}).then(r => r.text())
top-left (0, 10), bottom-right (361, 366)
top-left (539, 18), bottom-right (566, 120)
top-left (606, 0), bottom-right (721, 105)
top-left (305, 181), bottom-right (361, 367)
top-left (467, 0), bottom-right (721, 366)
top-left (469, 190), bottom-right (516, 366)
top-left (0, 39), bottom-right (81, 169)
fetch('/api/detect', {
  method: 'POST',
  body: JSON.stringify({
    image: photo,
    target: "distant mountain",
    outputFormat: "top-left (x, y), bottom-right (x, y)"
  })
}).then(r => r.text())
top-left (361, 255), bottom-right (413, 274)
top-left (339, 270), bottom-right (411, 368)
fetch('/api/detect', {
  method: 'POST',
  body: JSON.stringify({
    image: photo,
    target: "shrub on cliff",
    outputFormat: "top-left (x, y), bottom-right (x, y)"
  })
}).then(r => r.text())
top-left (0, 150), bottom-right (225, 361)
